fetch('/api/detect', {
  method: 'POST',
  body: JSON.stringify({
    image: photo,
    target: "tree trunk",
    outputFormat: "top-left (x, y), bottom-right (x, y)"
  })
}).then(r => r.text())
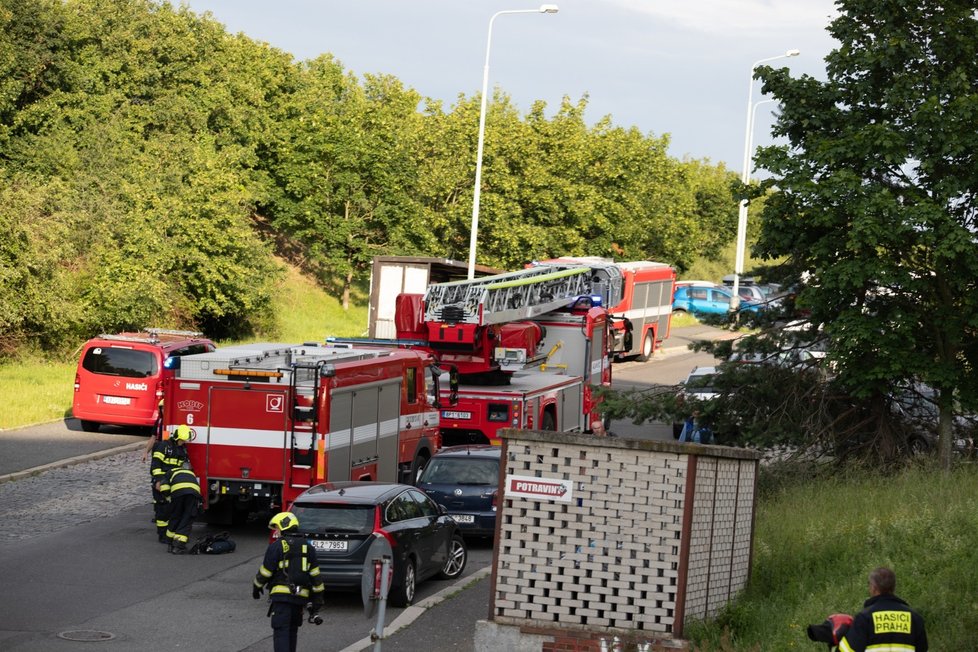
top-left (937, 396), bottom-right (954, 472)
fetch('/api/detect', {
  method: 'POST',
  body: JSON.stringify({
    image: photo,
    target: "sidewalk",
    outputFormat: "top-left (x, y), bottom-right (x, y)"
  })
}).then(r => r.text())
top-left (659, 323), bottom-right (740, 356)
top-left (340, 568), bottom-right (491, 652)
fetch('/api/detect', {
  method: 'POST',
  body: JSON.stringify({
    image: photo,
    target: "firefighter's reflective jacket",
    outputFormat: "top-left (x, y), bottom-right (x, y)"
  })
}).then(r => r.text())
top-left (839, 593), bottom-right (928, 652)
top-left (253, 535), bottom-right (325, 604)
top-left (150, 440), bottom-right (187, 485)
top-left (166, 467), bottom-right (201, 499)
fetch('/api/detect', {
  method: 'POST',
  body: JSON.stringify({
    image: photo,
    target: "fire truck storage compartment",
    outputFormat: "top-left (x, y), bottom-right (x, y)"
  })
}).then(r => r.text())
top-left (205, 387), bottom-right (289, 489)
top-left (327, 378), bottom-right (402, 483)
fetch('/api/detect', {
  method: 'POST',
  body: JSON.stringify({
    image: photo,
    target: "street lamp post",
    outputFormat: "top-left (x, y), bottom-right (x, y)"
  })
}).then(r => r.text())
top-left (731, 49), bottom-right (799, 307)
top-left (467, 4), bottom-right (559, 280)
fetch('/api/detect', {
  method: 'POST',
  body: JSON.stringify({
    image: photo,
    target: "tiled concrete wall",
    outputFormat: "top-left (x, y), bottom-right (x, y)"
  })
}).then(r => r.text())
top-left (489, 430), bottom-right (760, 643)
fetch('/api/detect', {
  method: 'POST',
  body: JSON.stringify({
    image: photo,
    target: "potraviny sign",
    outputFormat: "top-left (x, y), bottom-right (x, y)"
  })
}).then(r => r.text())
top-left (505, 474), bottom-right (573, 502)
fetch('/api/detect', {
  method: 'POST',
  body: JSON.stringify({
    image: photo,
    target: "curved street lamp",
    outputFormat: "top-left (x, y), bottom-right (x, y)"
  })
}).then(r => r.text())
top-left (731, 49), bottom-right (799, 307)
top-left (467, 4), bottom-right (560, 279)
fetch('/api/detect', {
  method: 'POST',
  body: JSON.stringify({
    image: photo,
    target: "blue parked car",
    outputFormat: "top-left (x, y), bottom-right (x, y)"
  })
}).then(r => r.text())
top-left (673, 284), bottom-right (760, 315)
top-left (417, 445), bottom-right (501, 539)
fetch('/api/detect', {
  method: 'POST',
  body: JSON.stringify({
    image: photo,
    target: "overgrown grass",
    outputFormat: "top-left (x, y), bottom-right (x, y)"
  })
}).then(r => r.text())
top-left (685, 462), bottom-right (978, 651)
top-left (0, 354), bottom-right (76, 428)
top-left (255, 262), bottom-right (368, 343)
top-left (0, 263), bottom-right (367, 430)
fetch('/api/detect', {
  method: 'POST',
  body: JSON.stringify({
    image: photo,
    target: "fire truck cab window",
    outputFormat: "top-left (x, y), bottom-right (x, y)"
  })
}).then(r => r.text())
top-left (487, 403), bottom-right (509, 423)
top-left (406, 367), bottom-right (417, 403)
top-left (82, 347), bottom-right (158, 378)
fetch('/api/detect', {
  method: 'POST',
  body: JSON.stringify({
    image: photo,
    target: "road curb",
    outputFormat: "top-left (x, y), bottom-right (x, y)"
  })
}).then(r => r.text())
top-left (339, 565), bottom-right (493, 652)
top-left (0, 441), bottom-right (145, 485)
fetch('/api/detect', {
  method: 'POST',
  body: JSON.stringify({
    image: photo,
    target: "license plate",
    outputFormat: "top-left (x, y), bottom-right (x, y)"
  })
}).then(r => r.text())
top-left (452, 514), bottom-right (475, 524)
top-left (102, 395), bottom-right (131, 406)
top-left (311, 540), bottom-right (348, 551)
top-left (441, 411), bottom-right (472, 420)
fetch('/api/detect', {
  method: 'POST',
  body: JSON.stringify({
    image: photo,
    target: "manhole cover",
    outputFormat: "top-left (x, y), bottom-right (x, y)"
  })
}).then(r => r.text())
top-left (57, 630), bottom-right (116, 642)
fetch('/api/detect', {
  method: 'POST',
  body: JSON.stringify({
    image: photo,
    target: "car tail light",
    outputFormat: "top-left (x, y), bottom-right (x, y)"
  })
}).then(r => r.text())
top-left (490, 489), bottom-right (498, 511)
top-left (155, 380), bottom-right (164, 401)
top-left (74, 373), bottom-right (80, 392)
top-left (373, 506), bottom-right (397, 547)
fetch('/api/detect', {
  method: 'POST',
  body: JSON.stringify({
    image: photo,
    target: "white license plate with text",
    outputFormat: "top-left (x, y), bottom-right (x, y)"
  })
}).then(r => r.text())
top-left (311, 540), bottom-right (348, 551)
top-left (452, 514), bottom-right (475, 524)
top-left (102, 396), bottom-right (131, 406)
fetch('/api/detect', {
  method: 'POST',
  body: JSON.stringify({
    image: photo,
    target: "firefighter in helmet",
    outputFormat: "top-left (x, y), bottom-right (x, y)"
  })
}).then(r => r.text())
top-left (149, 422), bottom-right (191, 543)
top-left (165, 456), bottom-right (201, 554)
top-left (253, 512), bottom-right (326, 652)
top-left (153, 424), bottom-right (194, 548)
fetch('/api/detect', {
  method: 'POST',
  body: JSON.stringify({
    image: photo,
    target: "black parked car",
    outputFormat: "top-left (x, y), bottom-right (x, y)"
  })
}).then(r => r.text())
top-left (417, 445), bottom-right (501, 538)
top-left (288, 481), bottom-right (467, 607)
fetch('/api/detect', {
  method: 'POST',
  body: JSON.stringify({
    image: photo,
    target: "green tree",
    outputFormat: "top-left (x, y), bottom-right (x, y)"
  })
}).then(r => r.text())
top-left (263, 56), bottom-right (426, 308)
top-left (754, 0), bottom-right (978, 468)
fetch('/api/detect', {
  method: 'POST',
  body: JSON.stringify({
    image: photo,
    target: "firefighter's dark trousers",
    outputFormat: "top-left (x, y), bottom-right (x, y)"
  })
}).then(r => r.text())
top-left (152, 485), bottom-right (169, 541)
top-left (166, 493), bottom-right (199, 549)
top-left (270, 601), bottom-right (304, 652)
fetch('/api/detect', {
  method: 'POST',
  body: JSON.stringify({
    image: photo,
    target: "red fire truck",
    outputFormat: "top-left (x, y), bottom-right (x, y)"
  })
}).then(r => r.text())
top-left (162, 342), bottom-right (442, 522)
top-left (530, 257), bottom-right (676, 361)
top-left (386, 264), bottom-right (613, 446)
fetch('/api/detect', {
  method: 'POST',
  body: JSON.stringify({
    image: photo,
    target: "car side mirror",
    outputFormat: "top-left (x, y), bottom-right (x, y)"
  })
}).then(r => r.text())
top-left (438, 504), bottom-right (448, 515)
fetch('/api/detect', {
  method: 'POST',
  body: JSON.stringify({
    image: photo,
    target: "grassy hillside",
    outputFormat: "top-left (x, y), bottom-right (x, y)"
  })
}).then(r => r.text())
top-left (0, 261), bottom-right (367, 430)
top-left (686, 462), bottom-right (978, 650)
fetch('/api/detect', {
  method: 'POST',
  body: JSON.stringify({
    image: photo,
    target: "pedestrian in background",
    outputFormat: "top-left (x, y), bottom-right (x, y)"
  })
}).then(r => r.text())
top-left (679, 409), bottom-right (713, 444)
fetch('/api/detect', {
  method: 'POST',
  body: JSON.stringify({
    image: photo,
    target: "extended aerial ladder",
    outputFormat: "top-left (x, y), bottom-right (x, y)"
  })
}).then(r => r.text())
top-left (423, 264), bottom-right (619, 326)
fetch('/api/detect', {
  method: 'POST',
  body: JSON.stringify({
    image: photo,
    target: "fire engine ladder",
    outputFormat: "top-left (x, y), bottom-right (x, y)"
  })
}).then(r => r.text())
top-left (423, 266), bottom-right (592, 326)
top-left (287, 360), bottom-right (324, 488)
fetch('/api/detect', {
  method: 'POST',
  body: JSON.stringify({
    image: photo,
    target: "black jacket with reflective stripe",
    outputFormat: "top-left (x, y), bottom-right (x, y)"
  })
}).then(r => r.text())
top-left (167, 467), bottom-right (200, 498)
top-left (253, 535), bottom-right (325, 604)
top-left (839, 594), bottom-right (928, 652)
top-left (150, 441), bottom-right (186, 481)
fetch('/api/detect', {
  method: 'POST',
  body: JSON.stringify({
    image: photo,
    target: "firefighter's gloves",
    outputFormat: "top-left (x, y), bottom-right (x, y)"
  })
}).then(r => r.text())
top-left (253, 585), bottom-right (263, 600)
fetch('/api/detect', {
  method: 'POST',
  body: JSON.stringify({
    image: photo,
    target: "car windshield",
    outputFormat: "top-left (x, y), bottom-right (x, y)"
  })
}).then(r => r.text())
top-left (82, 347), bottom-right (158, 378)
top-left (686, 374), bottom-right (716, 394)
top-left (291, 503), bottom-right (374, 534)
top-left (420, 458), bottom-right (499, 485)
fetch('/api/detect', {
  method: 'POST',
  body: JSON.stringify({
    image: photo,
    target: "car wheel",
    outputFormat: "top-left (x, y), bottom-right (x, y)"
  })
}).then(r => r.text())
top-left (637, 331), bottom-right (655, 362)
top-left (908, 435), bottom-right (931, 456)
top-left (439, 534), bottom-right (467, 580)
top-left (389, 558), bottom-right (416, 608)
top-left (80, 420), bottom-right (100, 433)
top-left (410, 452), bottom-right (430, 484)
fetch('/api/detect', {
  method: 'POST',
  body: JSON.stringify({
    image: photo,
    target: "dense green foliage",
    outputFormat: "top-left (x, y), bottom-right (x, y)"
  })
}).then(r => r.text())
top-left (0, 0), bottom-right (739, 357)
top-left (686, 463), bottom-right (978, 651)
top-left (752, 0), bottom-right (978, 467)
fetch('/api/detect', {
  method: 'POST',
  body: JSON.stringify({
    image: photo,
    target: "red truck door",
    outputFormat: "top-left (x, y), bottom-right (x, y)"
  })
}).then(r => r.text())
top-left (205, 387), bottom-right (289, 487)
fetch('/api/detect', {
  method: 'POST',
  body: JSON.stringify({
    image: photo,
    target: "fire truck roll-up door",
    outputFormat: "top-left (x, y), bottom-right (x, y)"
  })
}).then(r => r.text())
top-left (558, 383), bottom-right (584, 431)
top-left (327, 378), bottom-right (401, 483)
top-left (206, 387), bottom-right (289, 485)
